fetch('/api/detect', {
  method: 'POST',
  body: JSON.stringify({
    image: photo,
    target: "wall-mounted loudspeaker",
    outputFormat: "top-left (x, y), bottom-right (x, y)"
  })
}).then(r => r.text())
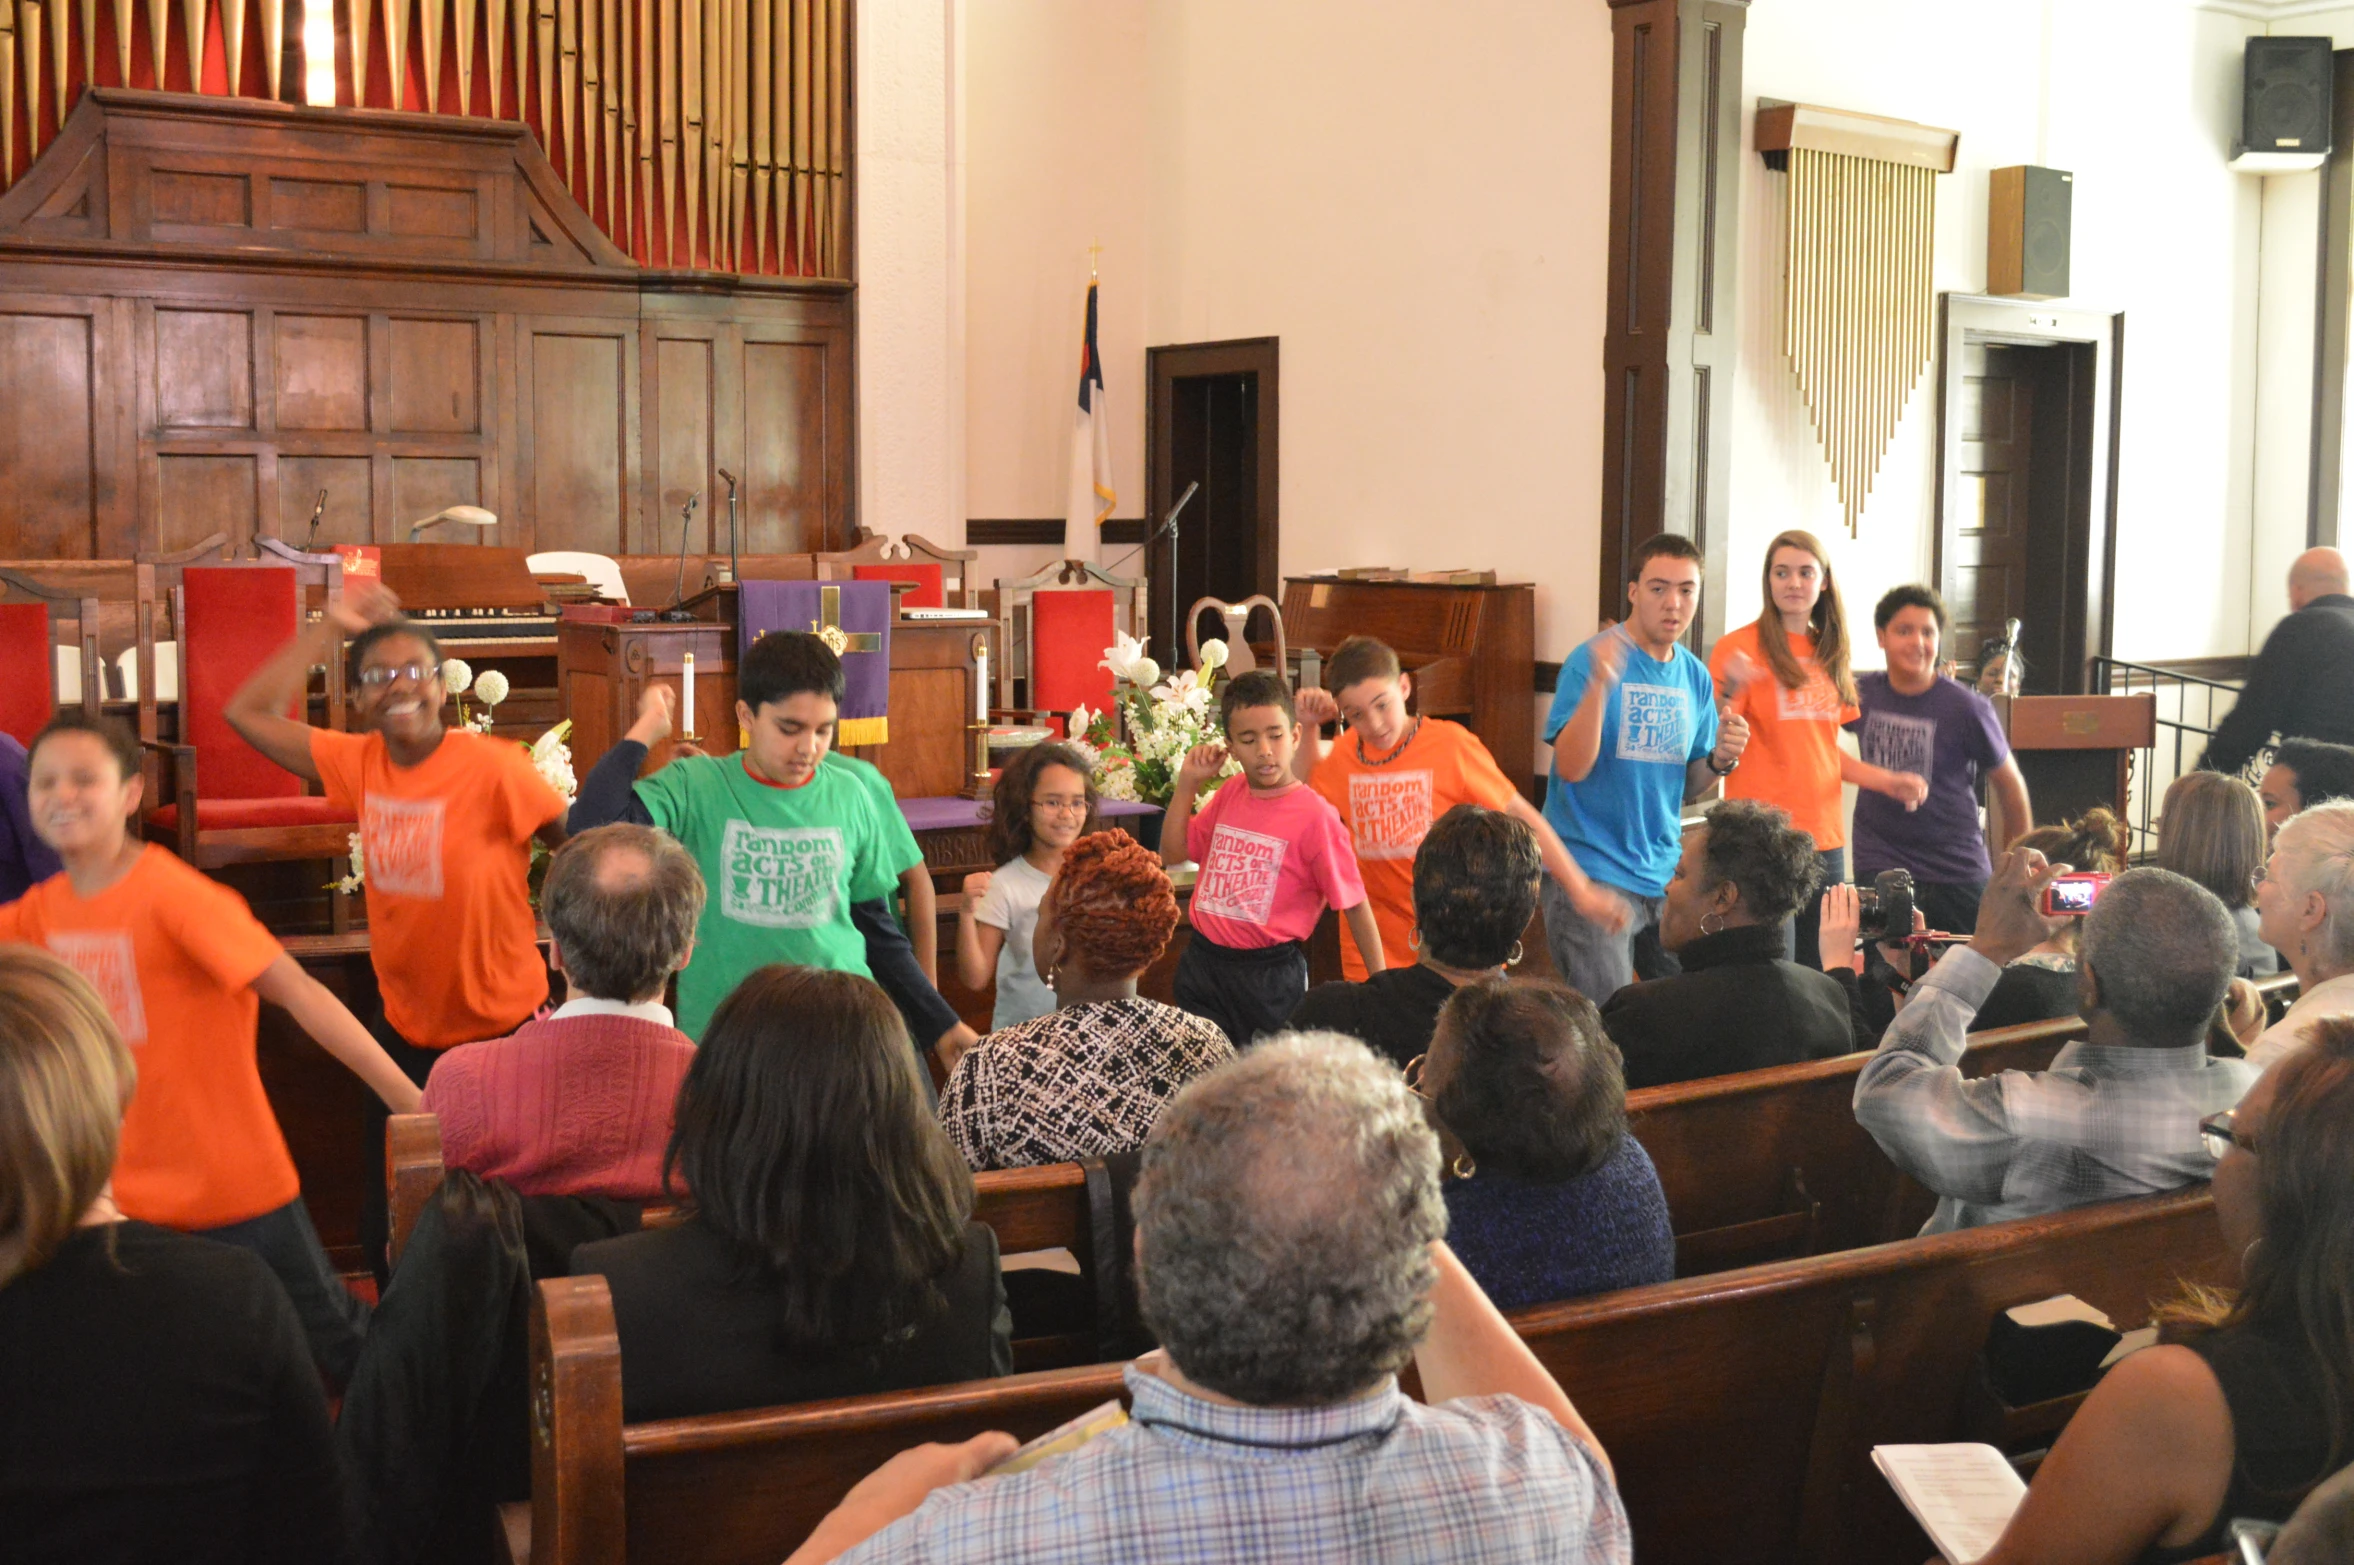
top-left (2244, 37), bottom-right (2334, 155)
top-left (1988, 166), bottom-right (2071, 301)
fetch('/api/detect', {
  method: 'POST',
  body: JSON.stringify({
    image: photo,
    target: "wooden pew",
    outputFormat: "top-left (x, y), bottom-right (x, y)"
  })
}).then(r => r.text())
top-left (510, 1185), bottom-right (2225, 1565)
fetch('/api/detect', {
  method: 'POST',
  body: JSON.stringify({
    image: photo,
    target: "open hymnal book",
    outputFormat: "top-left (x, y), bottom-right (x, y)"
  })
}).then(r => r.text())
top-left (1873, 1443), bottom-right (2027, 1564)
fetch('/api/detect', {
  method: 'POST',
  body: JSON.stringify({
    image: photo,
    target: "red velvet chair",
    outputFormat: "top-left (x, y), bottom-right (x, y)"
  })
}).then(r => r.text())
top-left (995, 559), bottom-right (1144, 733)
top-left (0, 570), bottom-right (112, 744)
top-left (138, 548), bottom-right (358, 926)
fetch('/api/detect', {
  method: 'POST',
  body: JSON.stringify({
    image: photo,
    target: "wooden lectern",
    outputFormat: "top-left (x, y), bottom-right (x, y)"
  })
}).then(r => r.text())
top-left (1994, 693), bottom-right (2157, 827)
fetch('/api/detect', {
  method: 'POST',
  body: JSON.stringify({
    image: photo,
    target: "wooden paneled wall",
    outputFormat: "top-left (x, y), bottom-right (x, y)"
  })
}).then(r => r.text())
top-left (0, 89), bottom-right (854, 562)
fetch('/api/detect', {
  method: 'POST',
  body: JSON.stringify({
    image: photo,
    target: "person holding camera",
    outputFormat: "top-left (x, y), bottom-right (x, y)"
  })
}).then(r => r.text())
top-left (1852, 852), bottom-right (2257, 1233)
top-left (1966, 810), bottom-right (2130, 1032)
top-left (1849, 586), bottom-right (2033, 935)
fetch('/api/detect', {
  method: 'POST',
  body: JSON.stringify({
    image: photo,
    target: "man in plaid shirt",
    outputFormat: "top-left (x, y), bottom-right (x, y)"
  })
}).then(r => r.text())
top-left (788, 1032), bottom-right (1631, 1565)
top-left (1854, 850), bottom-right (2257, 1234)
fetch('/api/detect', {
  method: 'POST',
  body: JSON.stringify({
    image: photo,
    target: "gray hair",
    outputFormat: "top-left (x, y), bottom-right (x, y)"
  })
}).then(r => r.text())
top-left (1134, 1031), bottom-right (1445, 1405)
top-left (541, 824), bottom-right (706, 1003)
top-left (2277, 802), bottom-right (2354, 975)
top-left (2078, 867), bottom-right (2238, 1045)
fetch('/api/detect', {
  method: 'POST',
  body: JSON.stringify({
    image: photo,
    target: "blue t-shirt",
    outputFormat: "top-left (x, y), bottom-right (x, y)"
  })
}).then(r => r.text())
top-left (1845, 672), bottom-right (2009, 885)
top-left (1542, 635), bottom-right (1718, 897)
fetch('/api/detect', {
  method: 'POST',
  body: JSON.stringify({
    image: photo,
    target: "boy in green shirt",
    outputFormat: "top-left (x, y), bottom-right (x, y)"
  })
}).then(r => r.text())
top-left (568, 631), bottom-right (970, 1051)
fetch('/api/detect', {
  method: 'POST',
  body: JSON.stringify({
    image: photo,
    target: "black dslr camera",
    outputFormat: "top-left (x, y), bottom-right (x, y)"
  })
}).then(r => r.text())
top-left (1854, 868), bottom-right (1917, 943)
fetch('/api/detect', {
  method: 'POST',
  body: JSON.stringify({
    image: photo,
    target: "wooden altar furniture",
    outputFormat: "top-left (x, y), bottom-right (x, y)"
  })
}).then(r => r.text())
top-left (1279, 575), bottom-right (1538, 791)
top-left (1993, 693), bottom-right (2157, 830)
top-left (368, 543), bottom-right (563, 738)
top-left (832, 533), bottom-right (983, 611)
top-left (0, 532), bottom-right (232, 740)
top-left (0, 573), bottom-right (104, 742)
top-left (994, 559), bottom-right (1145, 719)
top-left (1187, 595), bottom-right (1285, 678)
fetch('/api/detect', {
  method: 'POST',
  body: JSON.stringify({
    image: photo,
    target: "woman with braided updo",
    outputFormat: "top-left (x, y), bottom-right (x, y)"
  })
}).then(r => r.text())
top-left (939, 832), bottom-right (1235, 1170)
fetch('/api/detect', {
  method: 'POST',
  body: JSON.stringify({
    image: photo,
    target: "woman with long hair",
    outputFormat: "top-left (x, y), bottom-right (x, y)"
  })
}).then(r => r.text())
top-left (2159, 771), bottom-right (2278, 978)
top-left (571, 965), bottom-right (1011, 1421)
top-left (1708, 530), bottom-right (1929, 966)
top-left (1974, 1017), bottom-right (2354, 1562)
top-left (956, 741), bottom-right (1101, 1030)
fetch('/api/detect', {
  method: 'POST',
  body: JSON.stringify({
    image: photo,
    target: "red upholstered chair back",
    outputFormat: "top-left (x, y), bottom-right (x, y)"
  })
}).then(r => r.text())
top-left (0, 603), bottom-right (55, 746)
top-left (852, 561), bottom-right (944, 610)
top-left (1031, 589), bottom-right (1116, 714)
top-left (182, 567), bottom-right (301, 800)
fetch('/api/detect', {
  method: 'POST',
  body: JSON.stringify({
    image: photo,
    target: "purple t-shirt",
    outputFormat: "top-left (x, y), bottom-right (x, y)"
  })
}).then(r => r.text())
top-left (1845, 673), bottom-right (2009, 885)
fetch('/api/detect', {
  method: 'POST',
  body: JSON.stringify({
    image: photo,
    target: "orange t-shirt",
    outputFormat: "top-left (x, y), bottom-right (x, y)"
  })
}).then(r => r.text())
top-left (0, 846), bottom-right (293, 1229)
top-left (1309, 717), bottom-right (1520, 981)
top-left (312, 727), bottom-right (566, 1048)
top-left (1707, 620), bottom-right (1860, 851)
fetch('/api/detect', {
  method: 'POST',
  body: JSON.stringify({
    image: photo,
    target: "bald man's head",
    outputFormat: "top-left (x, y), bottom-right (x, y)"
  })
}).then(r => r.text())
top-left (2289, 547), bottom-right (2350, 611)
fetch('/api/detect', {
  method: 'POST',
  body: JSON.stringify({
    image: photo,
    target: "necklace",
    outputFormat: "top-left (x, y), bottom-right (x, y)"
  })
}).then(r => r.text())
top-left (1356, 716), bottom-right (1423, 769)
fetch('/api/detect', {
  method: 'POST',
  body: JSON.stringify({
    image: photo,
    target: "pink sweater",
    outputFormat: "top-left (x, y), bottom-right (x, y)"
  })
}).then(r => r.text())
top-left (421, 1013), bottom-right (695, 1202)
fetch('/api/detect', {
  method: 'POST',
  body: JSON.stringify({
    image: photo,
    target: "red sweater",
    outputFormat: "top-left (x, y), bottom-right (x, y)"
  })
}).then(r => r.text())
top-left (421, 1013), bottom-right (695, 1202)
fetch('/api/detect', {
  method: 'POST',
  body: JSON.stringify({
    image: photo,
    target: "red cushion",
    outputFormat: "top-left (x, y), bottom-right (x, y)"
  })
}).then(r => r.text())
top-left (0, 603), bottom-right (53, 745)
top-left (146, 796), bottom-right (358, 832)
top-left (852, 561), bottom-right (946, 610)
top-left (1031, 590), bottom-right (1116, 714)
top-left (183, 568), bottom-right (301, 801)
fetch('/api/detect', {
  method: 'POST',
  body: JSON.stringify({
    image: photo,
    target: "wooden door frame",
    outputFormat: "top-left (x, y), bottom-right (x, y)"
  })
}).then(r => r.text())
top-left (1931, 294), bottom-right (2123, 695)
top-left (1144, 337), bottom-right (1280, 662)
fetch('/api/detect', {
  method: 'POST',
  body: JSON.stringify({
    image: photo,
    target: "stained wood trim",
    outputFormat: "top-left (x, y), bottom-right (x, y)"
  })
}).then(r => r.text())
top-left (969, 519), bottom-right (1146, 547)
top-left (1754, 100), bottom-right (1959, 173)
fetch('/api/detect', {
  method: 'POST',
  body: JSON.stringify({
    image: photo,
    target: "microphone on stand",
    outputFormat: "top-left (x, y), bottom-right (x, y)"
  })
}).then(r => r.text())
top-left (1109, 482), bottom-right (1200, 665)
top-left (716, 468), bottom-right (741, 585)
top-left (302, 490), bottom-right (328, 552)
top-left (657, 492), bottom-right (702, 622)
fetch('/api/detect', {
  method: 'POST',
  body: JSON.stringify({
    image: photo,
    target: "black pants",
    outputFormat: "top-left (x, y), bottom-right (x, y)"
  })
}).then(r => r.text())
top-left (1174, 934), bottom-right (1308, 1049)
top-left (1913, 879), bottom-right (1985, 937)
top-left (361, 1008), bottom-right (446, 1289)
top-left (196, 1196), bottom-right (371, 1387)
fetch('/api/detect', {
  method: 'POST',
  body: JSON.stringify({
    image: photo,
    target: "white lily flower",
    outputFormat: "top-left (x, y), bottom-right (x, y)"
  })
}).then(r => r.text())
top-left (440, 658), bottom-right (473, 695)
top-left (530, 721), bottom-right (578, 802)
top-left (1099, 631), bottom-right (1151, 683)
top-left (472, 669), bottom-right (512, 707)
top-left (1066, 703), bottom-right (1094, 741)
top-left (1198, 638), bottom-right (1230, 672)
top-left (1150, 669), bottom-right (1205, 708)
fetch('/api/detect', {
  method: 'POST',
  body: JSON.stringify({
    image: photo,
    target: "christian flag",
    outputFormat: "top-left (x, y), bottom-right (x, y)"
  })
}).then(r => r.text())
top-left (1063, 278), bottom-right (1116, 563)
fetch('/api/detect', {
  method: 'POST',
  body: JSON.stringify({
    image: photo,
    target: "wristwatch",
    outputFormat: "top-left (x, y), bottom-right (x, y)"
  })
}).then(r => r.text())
top-left (1706, 751), bottom-right (1739, 776)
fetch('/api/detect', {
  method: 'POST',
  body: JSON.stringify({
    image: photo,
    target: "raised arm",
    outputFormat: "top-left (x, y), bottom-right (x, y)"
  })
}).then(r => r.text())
top-left (251, 954), bottom-right (423, 1112)
top-left (1549, 635), bottom-right (1624, 786)
top-left (1291, 687), bottom-right (1339, 782)
top-left (1159, 743), bottom-right (1226, 868)
top-left (1413, 1239), bottom-right (1611, 1480)
top-left (956, 871), bottom-right (1006, 991)
top-left (224, 581), bottom-right (398, 785)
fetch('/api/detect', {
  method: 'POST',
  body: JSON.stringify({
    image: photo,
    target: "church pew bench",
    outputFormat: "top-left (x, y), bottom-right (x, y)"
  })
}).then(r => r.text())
top-left (509, 1184), bottom-right (2223, 1565)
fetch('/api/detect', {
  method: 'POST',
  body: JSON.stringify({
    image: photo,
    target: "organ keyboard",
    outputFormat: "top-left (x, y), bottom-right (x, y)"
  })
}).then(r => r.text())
top-left (374, 544), bottom-right (561, 653)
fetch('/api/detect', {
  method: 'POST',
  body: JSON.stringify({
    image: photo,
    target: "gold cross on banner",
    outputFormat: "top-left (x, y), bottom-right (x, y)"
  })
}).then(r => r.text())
top-left (810, 585), bottom-right (883, 657)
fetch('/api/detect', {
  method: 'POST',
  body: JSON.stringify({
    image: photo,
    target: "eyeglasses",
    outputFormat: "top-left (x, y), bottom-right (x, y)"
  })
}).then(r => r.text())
top-left (1031, 798), bottom-right (1091, 817)
top-left (357, 663), bottom-right (436, 691)
top-left (2199, 1110), bottom-right (2258, 1161)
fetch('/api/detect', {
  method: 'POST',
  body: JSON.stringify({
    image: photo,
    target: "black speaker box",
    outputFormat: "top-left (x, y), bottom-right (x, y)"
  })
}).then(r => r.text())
top-left (1989, 166), bottom-right (2071, 301)
top-left (2245, 36), bottom-right (2334, 155)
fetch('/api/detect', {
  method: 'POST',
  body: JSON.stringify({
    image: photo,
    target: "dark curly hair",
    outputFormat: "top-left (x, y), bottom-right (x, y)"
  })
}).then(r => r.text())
top-left (1433, 979), bottom-right (1627, 1183)
top-left (981, 742), bottom-right (1101, 867)
top-left (1046, 831), bottom-right (1179, 981)
top-left (1698, 799), bottom-right (1822, 925)
top-left (1412, 806), bottom-right (1541, 969)
top-left (2015, 807), bottom-right (2130, 876)
top-left (2276, 738), bottom-right (2354, 813)
top-left (1219, 669), bottom-right (1295, 734)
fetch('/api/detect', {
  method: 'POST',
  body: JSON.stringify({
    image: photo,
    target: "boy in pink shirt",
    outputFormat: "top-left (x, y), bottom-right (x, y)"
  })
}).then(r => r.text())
top-left (1162, 670), bottom-right (1384, 1045)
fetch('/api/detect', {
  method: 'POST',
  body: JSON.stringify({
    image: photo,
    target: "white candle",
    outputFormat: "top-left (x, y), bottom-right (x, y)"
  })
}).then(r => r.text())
top-left (975, 646), bottom-right (990, 722)
top-left (681, 652), bottom-right (697, 738)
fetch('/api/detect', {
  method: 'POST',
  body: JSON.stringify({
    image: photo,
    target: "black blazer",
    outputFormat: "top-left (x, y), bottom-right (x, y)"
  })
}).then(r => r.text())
top-left (2201, 594), bottom-right (2354, 772)
top-left (572, 1216), bottom-right (1014, 1423)
top-left (1601, 923), bottom-right (1860, 1090)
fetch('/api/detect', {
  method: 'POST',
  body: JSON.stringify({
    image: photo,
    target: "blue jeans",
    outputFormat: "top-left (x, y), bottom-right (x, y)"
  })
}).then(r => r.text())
top-left (1540, 877), bottom-right (1675, 1006)
top-left (196, 1196), bottom-right (371, 1386)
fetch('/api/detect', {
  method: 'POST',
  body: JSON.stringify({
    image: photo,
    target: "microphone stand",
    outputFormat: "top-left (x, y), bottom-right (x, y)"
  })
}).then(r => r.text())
top-left (1135, 481), bottom-right (1199, 666)
top-left (716, 468), bottom-right (742, 585)
top-left (642, 492), bottom-right (701, 623)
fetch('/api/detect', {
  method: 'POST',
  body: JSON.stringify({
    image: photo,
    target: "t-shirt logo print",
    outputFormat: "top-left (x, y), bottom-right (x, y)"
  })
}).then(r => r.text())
top-left (1863, 711), bottom-right (1938, 777)
top-left (363, 795), bottom-right (447, 898)
top-left (47, 930), bottom-right (147, 1042)
top-left (1778, 663), bottom-right (1844, 722)
top-left (1347, 770), bottom-right (1435, 861)
top-left (722, 820), bottom-right (846, 929)
top-left (1615, 683), bottom-right (1690, 765)
top-left (1194, 825), bottom-right (1289, 926)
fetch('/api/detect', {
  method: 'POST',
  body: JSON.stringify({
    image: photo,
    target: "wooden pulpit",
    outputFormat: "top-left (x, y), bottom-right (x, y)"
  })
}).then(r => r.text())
top-left (1994, 693), bottom-right (2156, 827)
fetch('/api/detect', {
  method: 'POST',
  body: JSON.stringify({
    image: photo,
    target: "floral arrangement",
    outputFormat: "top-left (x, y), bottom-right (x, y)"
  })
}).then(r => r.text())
top-left (1067, 632), bottom-right (1240, 808)
top-left (331, 661), bottom-right (576, 895)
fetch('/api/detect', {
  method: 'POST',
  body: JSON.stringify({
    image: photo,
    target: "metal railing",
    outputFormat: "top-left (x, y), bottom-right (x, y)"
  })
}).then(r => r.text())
top-left (2092, 657), bottom-right (2248, 857)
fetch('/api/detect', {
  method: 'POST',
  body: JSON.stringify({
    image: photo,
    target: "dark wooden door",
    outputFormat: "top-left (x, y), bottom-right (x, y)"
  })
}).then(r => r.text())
top-left (1949, 342), bottom-right (2035, 685)
top-left (1147, 339), bottom-right (1279, 668)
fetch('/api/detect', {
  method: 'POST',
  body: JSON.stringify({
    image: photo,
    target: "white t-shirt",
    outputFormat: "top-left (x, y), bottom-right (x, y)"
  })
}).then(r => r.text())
top-left (975, 855), bottom-right (1057, 1030)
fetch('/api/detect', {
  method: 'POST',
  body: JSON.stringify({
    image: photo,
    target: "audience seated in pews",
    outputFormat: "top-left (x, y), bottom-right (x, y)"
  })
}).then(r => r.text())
top-left (570, 641), bottom-right (980, 1066)
top-left (940, 831), bottom-right (1231, 1171)
top-left (1973, 1017), bottom-right (2354, 1564)
top-left (420, 824), bottom-right (700, 1201)
top-left (0, 731), bottom-right (60, 904)
top-left (2257, 737), bottom-right (2354, 839)
top-left (571, 964), bottom-right (1010, 1422)
top-left (1968, 809), bottom-right (2130, 1032)
top-left (1854, 852), bottom-right (2256, 1233)
top-left (0, 947), bottom-right (352, 1564)
top-left (2158, 771), bottom-right (2278, 979)
top-left (0, 712), bottom-right (422, 1383)
top-left (1291, 803), bottom-right (1542, 1070)
top-left (788, 1032), bottom-right (1630, 1565)
top-left (1413, 978), bottom-right (1672, 1309)
top-left (1599, 799), bottom-right (1858, 1087)
top-left (957, 741), bottom-right (1101, 1031)
top-left (2248, 801), bottom-right (2354, 1072)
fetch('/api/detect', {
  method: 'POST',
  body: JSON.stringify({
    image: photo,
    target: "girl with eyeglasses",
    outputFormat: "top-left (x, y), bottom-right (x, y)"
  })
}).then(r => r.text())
top-left (957, 742), bottom-right (1101, 1030)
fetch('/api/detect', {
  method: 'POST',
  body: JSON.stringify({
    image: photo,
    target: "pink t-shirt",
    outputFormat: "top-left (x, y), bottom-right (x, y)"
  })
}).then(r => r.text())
top-left (1185, 777), bottom-right (1367, 948)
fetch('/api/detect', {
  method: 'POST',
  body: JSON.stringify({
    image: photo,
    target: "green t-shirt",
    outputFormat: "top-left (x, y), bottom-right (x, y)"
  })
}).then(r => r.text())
top-left (636, 752), bottom-right (903, 1038)
top-left (823, 752), bottom-right (927, 918)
